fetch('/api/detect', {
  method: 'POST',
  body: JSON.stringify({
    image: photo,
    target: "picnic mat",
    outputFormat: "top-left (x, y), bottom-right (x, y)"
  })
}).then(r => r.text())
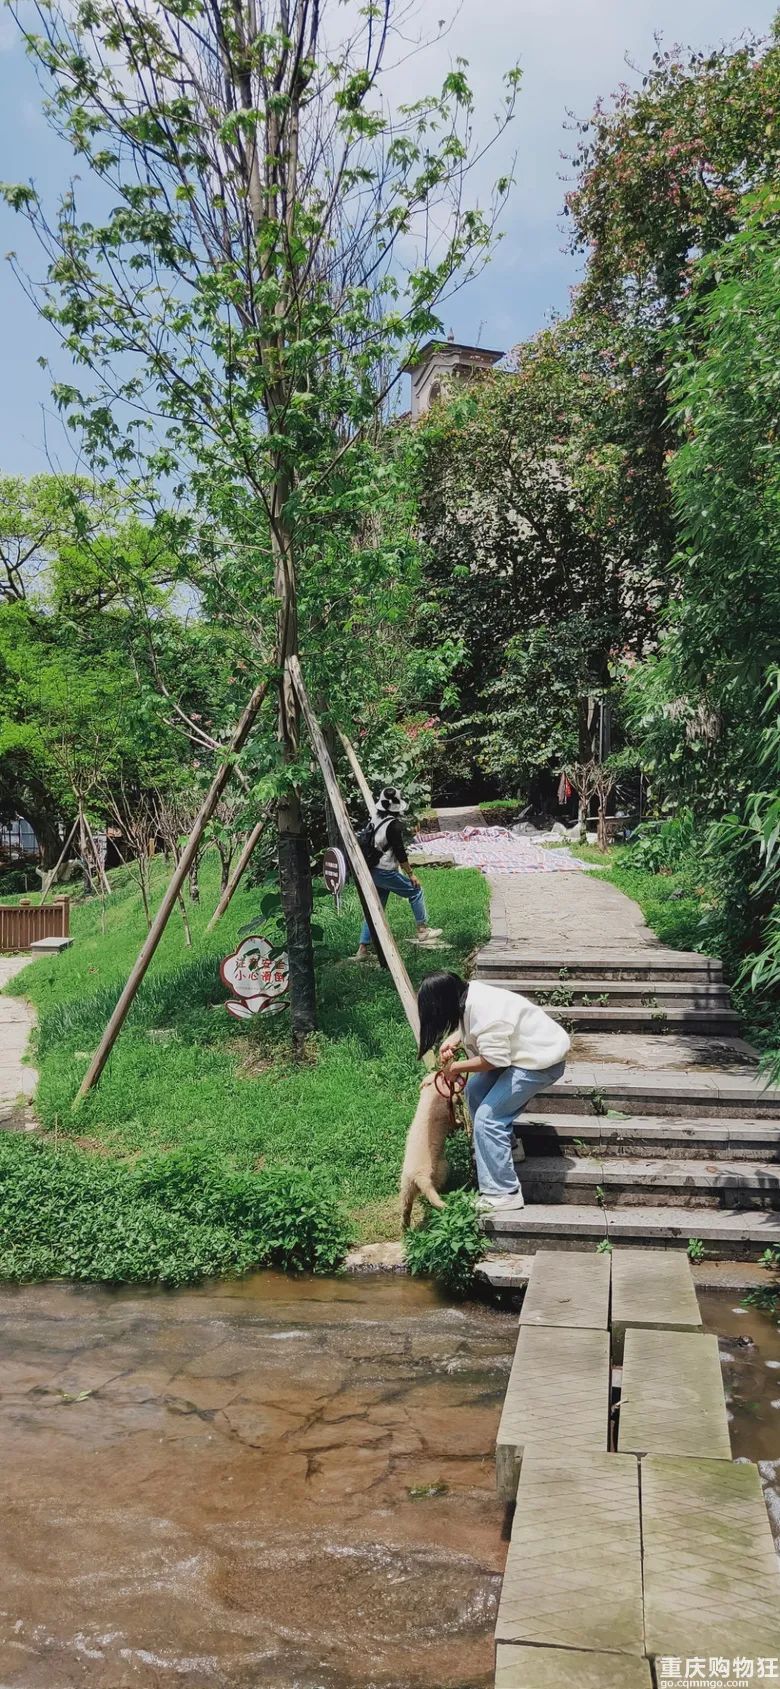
top-left (412, 825), bottom-right (592, 875)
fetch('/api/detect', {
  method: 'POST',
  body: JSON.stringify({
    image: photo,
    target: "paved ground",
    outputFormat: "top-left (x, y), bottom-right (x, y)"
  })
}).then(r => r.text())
top-left (489, 869), bottom-right (655, 952)
top-left (0, 955), bottom-right (36, 1118)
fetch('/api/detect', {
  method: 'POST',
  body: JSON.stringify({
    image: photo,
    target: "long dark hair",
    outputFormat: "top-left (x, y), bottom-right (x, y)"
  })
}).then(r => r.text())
top-left (417, 971), bottom-right (469, 1059)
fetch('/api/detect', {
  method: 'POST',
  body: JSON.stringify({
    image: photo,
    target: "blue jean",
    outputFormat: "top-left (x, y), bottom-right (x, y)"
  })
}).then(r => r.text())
top-left (466, 1061), bottom-right (566, 1196)
top-left (359, 867), bottom-right (428, 945)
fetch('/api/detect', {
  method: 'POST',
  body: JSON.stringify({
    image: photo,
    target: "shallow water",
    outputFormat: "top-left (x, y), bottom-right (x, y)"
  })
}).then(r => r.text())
top-left (0, 1274), bottom-right (514, 1689)
top-left (699, 1288), bottom-right (780, 1548)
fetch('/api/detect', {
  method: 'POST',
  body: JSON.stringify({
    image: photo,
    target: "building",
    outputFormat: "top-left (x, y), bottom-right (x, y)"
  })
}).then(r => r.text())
top-left (404, 337), bottom-right (503, 421)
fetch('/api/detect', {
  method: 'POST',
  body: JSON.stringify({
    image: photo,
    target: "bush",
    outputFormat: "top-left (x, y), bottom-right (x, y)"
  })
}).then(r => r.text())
top-left (0, 1137), bottom-right (353, 1284)
top-left (443, 1128), bottom-right (474, 1191)
top-left (621, 810), bottom-right (696, 873)
top-left (404, 1189), bottom-right (487, 1295)
top-left (0, 867), bottom-right (37, 897)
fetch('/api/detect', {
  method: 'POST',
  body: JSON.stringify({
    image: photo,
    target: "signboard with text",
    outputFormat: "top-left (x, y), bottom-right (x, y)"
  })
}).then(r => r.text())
top-left (220, 935), bottom-right (289, 1020)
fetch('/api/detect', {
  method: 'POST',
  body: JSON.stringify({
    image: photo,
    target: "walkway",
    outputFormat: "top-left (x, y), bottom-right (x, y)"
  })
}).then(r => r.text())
top-left (0, 955), bottom-right (36, 1128)
top-left (475, 858), bottom-right (780, 1256)
top-left (493, 1247), bottom-right (780, 1685)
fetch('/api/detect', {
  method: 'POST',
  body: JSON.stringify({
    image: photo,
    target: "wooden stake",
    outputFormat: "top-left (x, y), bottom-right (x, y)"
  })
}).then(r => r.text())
top-left (40, 817), bottom-right (79, 904)
top-left (205, 813), bottom-right (269, 932)
top-left (338, 728), bottom-right (375, 812)
top-left (289, 657), bottom-right (422, 1046)
top-left (75, 676), bottom-right (270, 1101)
top-left (81, 809), bottom-right (112, 898)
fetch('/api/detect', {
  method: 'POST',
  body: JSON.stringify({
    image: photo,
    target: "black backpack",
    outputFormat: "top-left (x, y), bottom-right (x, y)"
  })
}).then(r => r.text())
top-left (357, 816), bottom-right (388, 869)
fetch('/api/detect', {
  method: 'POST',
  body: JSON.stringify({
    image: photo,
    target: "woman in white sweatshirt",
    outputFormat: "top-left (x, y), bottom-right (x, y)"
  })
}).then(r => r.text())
top-left (417, 971), bottom-right (570, 1212)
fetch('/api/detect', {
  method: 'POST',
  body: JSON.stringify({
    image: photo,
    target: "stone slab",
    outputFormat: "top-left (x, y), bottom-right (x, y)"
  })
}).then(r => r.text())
top-left (495, 1450), bottom-right (644, 1655)
top-left (618, 1329), bottom-right (731, 1459)
top-left (474, 1253), bottom-right (532, 1290)
top-left (28, 935), bottom-right (72, 953)
top-left (642, 1454), bottom-right (780, 1660)
top-left (495, 1325), bottom-right (610, 1501)
top-left (518, 1248), bottom-right (610, 1329)
top-left (495, 1645), bottom-right (653, 1689)
top-left (611, 1248), bottom-right (702, 1361)
top-left (484, 1203), bottom-right (780, 1258)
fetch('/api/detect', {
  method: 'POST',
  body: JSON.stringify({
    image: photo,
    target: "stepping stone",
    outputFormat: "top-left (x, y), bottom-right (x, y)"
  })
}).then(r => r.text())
top-left (474, 1253), bottom-right (532, 1290)
top-left (29, 936), bottom-right (72, 953)
top-left (617, 1330), bottom-right (731, 1459)
top-left (518, 1247), bottom-right (610, 1329)
top-left (495, 1326), bottom-right (610, 1501)
top-left (642, 1455), bottom-right (780, 1660)
top-left (495, 1450), bottom-right (644, 1655)
top-left (611, 1248), bottom-right (702, 1361)
top-left (495, 1645), bottom-right (653, 1689)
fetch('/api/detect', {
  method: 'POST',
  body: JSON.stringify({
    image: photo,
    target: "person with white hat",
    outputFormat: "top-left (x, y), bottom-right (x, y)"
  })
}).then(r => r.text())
top-left (353, 785), bottom-right (443, 960)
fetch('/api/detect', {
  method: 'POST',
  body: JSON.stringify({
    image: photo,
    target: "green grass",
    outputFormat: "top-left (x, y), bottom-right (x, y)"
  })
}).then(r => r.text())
top-left (2, 854), bottom-right (489, 1279)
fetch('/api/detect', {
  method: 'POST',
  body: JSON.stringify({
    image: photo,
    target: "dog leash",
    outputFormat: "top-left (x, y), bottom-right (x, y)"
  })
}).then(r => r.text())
top-left (434, 1068), bottom-right (466, 1129)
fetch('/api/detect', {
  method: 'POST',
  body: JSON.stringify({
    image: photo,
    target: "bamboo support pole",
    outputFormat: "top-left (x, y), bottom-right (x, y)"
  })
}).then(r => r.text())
top-left (289, 657), bottom-right (422, 1047)
top-left (75, 676), bottom-right (270, 1101)
top-left (337, 728), bottom-right (375, 813)
top-left (205, 813), bottom-right (269, 932)
top-left (40, 817), bottom-right (79, 904)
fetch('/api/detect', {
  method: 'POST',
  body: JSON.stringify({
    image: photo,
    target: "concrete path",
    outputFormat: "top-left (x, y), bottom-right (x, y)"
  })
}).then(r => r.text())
top-left (0, 955), bottom-right (37, 1123)
top-left (489, 866), bottom-right (655, 952)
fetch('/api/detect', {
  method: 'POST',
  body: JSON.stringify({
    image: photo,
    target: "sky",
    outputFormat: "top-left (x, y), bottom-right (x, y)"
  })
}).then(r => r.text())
top-left (0, 0), bottom-right (775, 477)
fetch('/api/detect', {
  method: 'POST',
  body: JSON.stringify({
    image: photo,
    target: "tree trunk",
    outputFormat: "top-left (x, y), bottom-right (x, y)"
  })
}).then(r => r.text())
top-left (188, 857), bottom-right (200, 903)
top-left (277, 785), bottom-right (317, 1048)
top-left (271, 476), bottom-right (317, 1050)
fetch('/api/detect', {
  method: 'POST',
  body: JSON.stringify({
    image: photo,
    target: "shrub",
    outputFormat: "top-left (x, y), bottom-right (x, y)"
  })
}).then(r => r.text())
top-left (404, 1189), bottom-right (487, 1295)
top-left (621, 810), bottom-right (696, 873)
top-left (0, 1137), bottom-right (353, 1284)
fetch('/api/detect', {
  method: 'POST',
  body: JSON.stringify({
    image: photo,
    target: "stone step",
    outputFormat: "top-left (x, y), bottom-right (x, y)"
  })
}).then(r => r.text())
top-left (518, 1155), bottom-right (780, 1209)
top-left (484, 1203), bottom-right (780, 1259)
top-left (617, 1329), bottom-right (731, 1459)
top-left (481, 975), bottom-right (734, 1007)
top-left (495, 1645), bottom-right (653, 1689)
top-left (495, 1450), bottom-right (644, 1656)
top-left (518, 1113), bottom-right (780, 1161)
top-left (537, 1067), bottom-right (780, 1120)
top-left (610, 1247), bottom-right (702, 1362)
top-left (495, 1325), bottom-right (610, 1502)
top-left (475, 947), bottom-right (723, 983)
top-left (548, 1004), bottom-right (740, 1035)
top-left (642, 1455), bottom-right (780, 1662)
top-left (518, 1247), bottom-right (610, 1329)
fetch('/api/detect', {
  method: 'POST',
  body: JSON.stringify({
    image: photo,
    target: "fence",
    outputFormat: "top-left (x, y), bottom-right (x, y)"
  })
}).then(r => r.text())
top-left (0, 898), bottom-right (70, 953)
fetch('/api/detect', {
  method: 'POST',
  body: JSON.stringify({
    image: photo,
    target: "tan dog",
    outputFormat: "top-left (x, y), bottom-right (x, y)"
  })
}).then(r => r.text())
top-left (400, 1072), bottom-right (452, 1228)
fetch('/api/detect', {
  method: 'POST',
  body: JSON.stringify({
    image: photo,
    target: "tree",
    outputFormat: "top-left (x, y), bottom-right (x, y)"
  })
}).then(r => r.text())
top-left (415, 322), bottom-right (659, 798)
top-left (5, 0), bottom-right (519, 1047)
top-left (565, 24), bottom-right (780, 316)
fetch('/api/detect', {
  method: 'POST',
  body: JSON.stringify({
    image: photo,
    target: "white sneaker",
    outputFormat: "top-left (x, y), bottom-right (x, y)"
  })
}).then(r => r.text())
top-left (478, 1189), bottom-right (525, 1213)
top-left (410, 926), bottom-right (444, 945)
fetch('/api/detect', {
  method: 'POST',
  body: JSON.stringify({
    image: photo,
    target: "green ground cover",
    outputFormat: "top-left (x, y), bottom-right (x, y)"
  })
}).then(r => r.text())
top-left (1, 857), bottom-right (489, 1282)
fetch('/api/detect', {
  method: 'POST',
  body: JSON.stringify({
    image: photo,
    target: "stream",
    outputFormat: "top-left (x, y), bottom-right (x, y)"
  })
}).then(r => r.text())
top-left (0, 1274), bottom-right (514, 1689)
top-left (1, 1275), bottom-right (779, 1689)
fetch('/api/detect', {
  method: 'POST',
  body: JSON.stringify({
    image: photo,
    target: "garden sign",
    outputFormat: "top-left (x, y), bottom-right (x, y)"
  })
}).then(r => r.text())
top-left (220, 935), bottom-right (289, 1021)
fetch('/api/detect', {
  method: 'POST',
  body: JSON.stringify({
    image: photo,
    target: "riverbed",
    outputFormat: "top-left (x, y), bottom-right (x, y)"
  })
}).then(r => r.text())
top-left (0, 1274), bottom-right (514, 1689)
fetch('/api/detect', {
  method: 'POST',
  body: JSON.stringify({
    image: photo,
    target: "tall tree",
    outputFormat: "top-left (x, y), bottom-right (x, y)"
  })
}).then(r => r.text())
top-left (5, 0), bottom-right (518, 1047)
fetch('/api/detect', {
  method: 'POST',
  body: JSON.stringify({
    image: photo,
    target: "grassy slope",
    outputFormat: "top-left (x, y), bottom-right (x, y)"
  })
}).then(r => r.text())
top-left (5, 857), bottom-right (489, 1247)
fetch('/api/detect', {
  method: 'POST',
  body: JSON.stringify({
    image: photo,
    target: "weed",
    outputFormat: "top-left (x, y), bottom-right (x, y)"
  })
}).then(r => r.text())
top-left (589, 1088), bottom-right (608, 1117)
top-left (687, 1238), bottom-right (705, 1263)
top-left (404, 1190), bottom-right (487, 1296)
top-left (595, 1238), bottom-right (612, 1254)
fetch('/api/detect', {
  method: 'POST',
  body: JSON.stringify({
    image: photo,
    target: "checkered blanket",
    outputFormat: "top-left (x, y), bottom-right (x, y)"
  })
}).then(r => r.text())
top-left (413, 826), bottom-right (592, 875)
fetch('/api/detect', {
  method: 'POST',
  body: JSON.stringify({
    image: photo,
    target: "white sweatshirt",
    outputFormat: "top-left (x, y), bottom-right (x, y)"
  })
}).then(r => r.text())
top-left (461, 980), bottom-right (570, 1072)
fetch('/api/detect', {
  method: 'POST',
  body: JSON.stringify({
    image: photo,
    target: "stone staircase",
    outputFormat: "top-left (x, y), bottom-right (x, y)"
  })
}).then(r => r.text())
top-left (472, 941), bottom-right (780, 1258)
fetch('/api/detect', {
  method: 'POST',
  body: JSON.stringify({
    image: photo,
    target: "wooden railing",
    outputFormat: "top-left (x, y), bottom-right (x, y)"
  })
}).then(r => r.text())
top-left (0, 898), bottom-right (70, 953)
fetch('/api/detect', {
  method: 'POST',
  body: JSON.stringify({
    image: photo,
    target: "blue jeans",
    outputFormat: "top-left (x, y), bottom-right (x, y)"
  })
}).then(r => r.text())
top-left (359, 867), bottom-right (428, 945)
top-left (466, 1061), bottom-right (566, 1196)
